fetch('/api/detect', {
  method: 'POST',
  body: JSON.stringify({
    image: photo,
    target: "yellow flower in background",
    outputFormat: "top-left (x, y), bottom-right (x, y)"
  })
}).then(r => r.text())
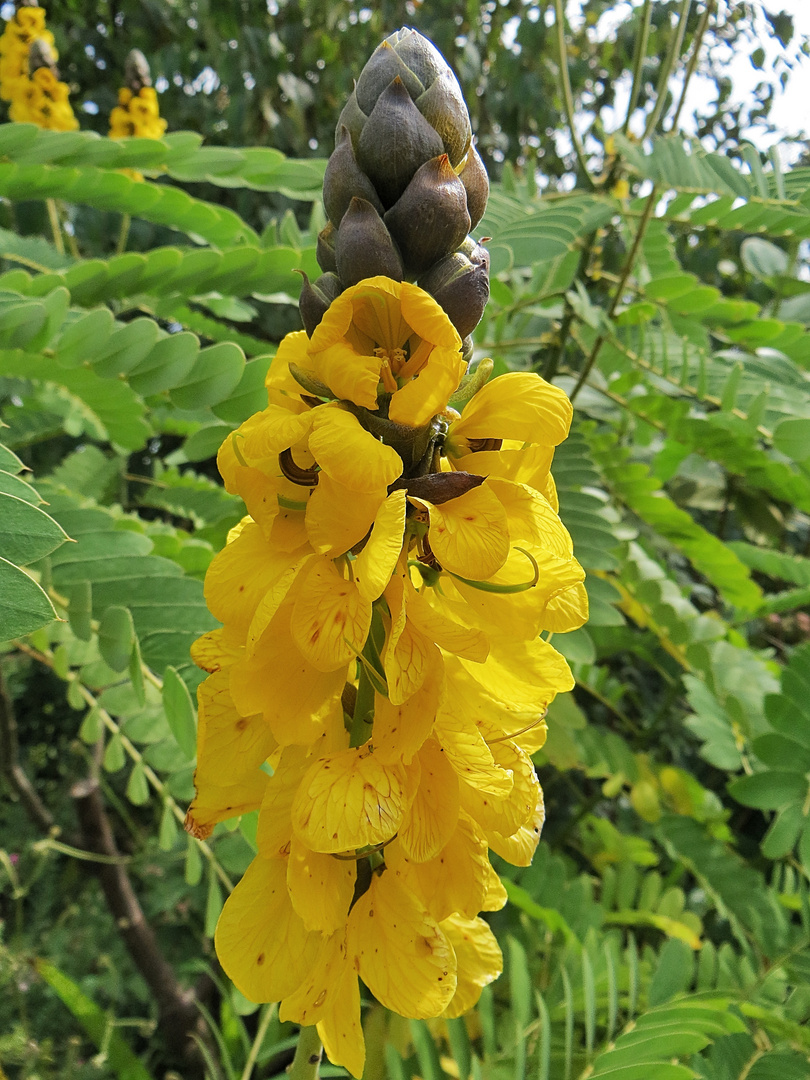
top-left (109, 86), bottom-right (167, 140)
top-left (8, 63), bottom-right (77, 129)
top-left (1, 7), bottom-right (77, 131)
top-left (0, 5), bottom-right (54, 101)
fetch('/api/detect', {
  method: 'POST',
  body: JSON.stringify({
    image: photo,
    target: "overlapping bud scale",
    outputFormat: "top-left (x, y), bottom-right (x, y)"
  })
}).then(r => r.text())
top-left (187, 28), bottom-right (586, 1078)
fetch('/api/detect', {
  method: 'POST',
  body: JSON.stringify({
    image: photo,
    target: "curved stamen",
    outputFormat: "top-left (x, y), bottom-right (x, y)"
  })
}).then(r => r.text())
top-left (467, 437), bottom-right (503, 453)
top-left (447, 546), bottom-right (540, 593)
top-left (278, 447), bottom-right (320, 487)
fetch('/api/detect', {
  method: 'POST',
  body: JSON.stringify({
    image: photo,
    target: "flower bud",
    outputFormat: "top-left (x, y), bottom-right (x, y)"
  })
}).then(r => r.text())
top-left (384, 154), bottom-right (470, 276)
top-left (356, 77), bottom-right (445, 208)
top-left (458, 142), bottom-right (489, 230)
top-left (418, 242), bottom-right (490, 339)
top-left (297, 271), bottom-right (342, 337)
top-left (355, 39), bottom-right (426, 114)
top-left (335, 197), bottom-right (404, 288)
top-left (316, 222), bottom-right (338, 274)
top-left (323, 125), bottom-right (385, 228)
top-left (414, 71), bottom-right (471, 166)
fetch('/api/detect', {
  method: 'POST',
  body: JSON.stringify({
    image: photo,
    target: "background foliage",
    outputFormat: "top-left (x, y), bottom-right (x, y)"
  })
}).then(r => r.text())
top-left (2, 2), bottom-right (810, 1079)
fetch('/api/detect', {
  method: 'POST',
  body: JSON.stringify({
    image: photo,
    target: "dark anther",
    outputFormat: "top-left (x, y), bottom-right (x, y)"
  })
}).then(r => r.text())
top-left (467, 437), bottom-right (502, 453)
top-left (417, 533), bottom-right (441, 570)
top-left (278, 447), bottom-right (320, 487)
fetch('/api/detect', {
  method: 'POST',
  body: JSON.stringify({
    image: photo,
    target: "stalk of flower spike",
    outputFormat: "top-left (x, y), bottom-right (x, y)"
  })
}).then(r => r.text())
top-left (108, 49), bottom-right (167, 140)
top-left (187, 29), bottom-right (587, 1078)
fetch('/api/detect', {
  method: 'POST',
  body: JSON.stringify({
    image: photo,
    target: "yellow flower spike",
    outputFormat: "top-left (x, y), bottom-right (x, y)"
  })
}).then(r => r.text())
top-left (291, 745), bottom-right (413, 853)
top-left (416, 482), bottom-right (510, 580)
top-left (308, 406), bottom-right (403, 492)
top-left (353, 489), bottom-right (408, 601)
top-left (349, 870), bottom-right (458, 1019)
top-left (290, 556), bottom-right (373, 671)
top-left (215, 855), bottom-right (323, 1003)
top-left (286, 835), bottom-right (356, 933)
top-left (440, 914), bottom-right (503, 1019)
top-left (484, 788), bottom-right (546, 867)
top-left (398, 738), bottom-right (460, 862)
top-left (372, 647), bottom-right (443, 765)
top-left (433, 708), bottom-right (514, 797)
top-left (446, 371), bottom-right (573, 449)
top-left (183, 667), bottom-right (276, 839)
top-left (458, 736), bottom-right (540, 838)
top-left (280, 933), bottom-right (366, 1080)
top-left (387, 814), bottom-right (492, 923)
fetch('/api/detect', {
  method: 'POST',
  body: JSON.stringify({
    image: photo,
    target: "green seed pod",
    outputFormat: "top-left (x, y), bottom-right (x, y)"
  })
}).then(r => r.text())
top-left (356, 77), bottom-right (445, 208)
top-left (384, 154), bottom-right (471, 276)
top-left (324, 125), bottom-right (385, 227)
top-left (335, 196), bottom-right (404, 288)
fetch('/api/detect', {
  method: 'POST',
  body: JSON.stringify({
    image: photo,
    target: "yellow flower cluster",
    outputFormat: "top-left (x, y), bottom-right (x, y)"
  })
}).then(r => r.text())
top-left (187, 277), bottom-right (586, 1075)
top-left (0, 6), bottom-right (77, 130)
top-left (108, 86), bottom-right (166, 139)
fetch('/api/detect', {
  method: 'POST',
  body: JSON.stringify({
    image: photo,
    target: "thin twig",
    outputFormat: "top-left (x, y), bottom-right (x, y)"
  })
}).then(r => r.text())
top-left (569, 187), bottom-right (658, 403)
top-left (0, 663), bottom-right (57, 835)
top-left (45, 198), bottom-right (65, 256)
top-left (622, 0), bottom-right (653, 135)
top-left (288, 1026), bottom-right (323, 1080)
top-left (553, 0), bottom-right (595, 188)
top-left (669, 0), bottom-right (715, 132)
top-left (643, 0), bottom-right (693, 140)
top-left (239, 1004), bottom-right (278, 1080)
top-left (116, 212), bottom-right (132, 256)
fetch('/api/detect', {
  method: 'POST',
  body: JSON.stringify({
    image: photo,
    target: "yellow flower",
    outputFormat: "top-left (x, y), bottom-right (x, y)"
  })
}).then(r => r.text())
top-left (289, 276), bottom-right (466, 427)
top-left (8, 65), bottom-right (78, 131)
top-left (109, 85), bottom-right (167, 140)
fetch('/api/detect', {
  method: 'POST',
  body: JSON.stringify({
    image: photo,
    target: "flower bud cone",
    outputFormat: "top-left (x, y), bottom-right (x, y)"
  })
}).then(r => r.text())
top-left (334, 86), bottom-right (367, 151)
top-left (298, 271), bottom-right (342, 337)
top-left (415, 71), bottom-right (472, 166)
top-left (356, 77), bottom-right (445, 208)
top-left (355, 39), bottom-right (426, 113)
top-left (419, 243), bottom-right (490, 339)
top-left (384, 154), bottom-right (471, 276)
top-left (316, 222), bottom-right (338, 274)
top-left (335, 197), bottom-right (404, 287)
top-left (324, 125), bottom-right (385, 227)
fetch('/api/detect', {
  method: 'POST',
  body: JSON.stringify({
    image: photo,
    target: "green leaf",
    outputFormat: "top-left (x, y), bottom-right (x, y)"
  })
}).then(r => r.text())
top-left (0, 555), bottom-right (56, 640)
top-left (35, 959), bottom-right (156, 1080)
top-left (205, 866), bottom-right (223, 937)
top-left (126, 760), bottom-right (151, 805)
top-left (79, 703), bottom-right (104, 745)
top-left (728, 770), bottom-right (807, 810)
top-left (0, 493), bottom-right (68, 565)
top-left (127, 331), bottom-right (199, 396)
top-left (162, 665), bottom-right (197, 760)
top-left (98, 606), bottom-right (136, 673)
top-left (159, 801), bottom-right (179, 851)
top-left (169, 342), bottom-right (245, 410)
top-left (773, 417), bottom-right (810, 462)
top-left (741, 236), bottom-right (789, 279)
top-left (103, 731), bottom-right (126, 773)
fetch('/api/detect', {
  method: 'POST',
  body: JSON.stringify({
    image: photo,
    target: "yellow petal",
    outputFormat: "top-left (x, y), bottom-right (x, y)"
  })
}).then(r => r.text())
top-left (433, 708), bottom-right (513, 797)
top-left (481, 861), bottom-right (509, 911)
top-left (231, 601), bottom-right (347, 746)
top-left (405, 580), bottom-right (489, 662)
top-left (458, 738), bottom-right (540, 837)
top-left (486, 476), bottom-right (573, 555)
top-left (399, 739), bottom-right (460, 862)
top-left (287, 835), bottom-right (356, 933)
top-left (485, 788), bottom-right (545, 866)
top-left (542, 581), bottom-right (590, 632)
top-left (400, 281), bottom-right (463, 348)
top-left (291, 746), bottom-right (410, 853)
top-left (205, 521), bottom-right (302, 634)
top-left (310, 339), bottom-right (380, 409)
top-left (246, 556), bottom-right (311, 658)
top-left (242, 404), bottom-right (314, 462)
top-left (191, 628), bottom-right (240, 673)
top-left (387, 814), bottom-right (491, 922)
top-left (440, 915), bottom-right (503, 1019)
top-left (389, 344), bottom-right (466, 427)
top-left (291, 557), bottom-right (372, 672)
top-left (256, 744), bottom-right (310, 858)
top-left (306, 475), bottom-right (385, 557)
top-left (420, 483), bottom-right (510, 579)
top-left (383, 570), bottom-right (436, 705)
top-left (354, 490), bottom-right (407, 602)
top-left (460, 636), bottom-right (574, 720)
top-left (373, 647), bottom-right (442, 765)
top-left (279, 932), bottom-right (367, 1080)
top-left (215, 855), bottom-right (322, 1003)
top-left (450, 372), bottom-right (573, 446)
top-left (309, 407), bottom-right (403, 492)
top-left (265, 330), bottom-right (313, 398)
top-left (350, 871), bottom-right (457, 1018)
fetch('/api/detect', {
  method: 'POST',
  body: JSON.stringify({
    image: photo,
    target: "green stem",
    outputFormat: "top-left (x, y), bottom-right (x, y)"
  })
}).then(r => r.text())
top-left (643, 0), bottom-right (692, 140)
top-left (46, 198), bottom-right (64, 256)
top-left (569, 187), bottom-right (657, 404)
top-left (239, 1003), bottom-right (277, 1080)
top-left (289, 1025), bottom-right (323, 1080)
top-left (116, 212), bottom-right (131, 256)
top-left (350, 658), bottom-right (375, 749)
top-left (622, 0), bottom-right (652, 134)
top-left (668, 0), bottom-right (714, 132)
top-left (553, 0), bottom-right (594, 189)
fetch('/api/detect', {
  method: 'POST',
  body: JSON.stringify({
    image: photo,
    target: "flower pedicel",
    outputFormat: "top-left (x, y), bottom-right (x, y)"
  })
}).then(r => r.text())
top-left (186, 28), bottom-right (587, 1076)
